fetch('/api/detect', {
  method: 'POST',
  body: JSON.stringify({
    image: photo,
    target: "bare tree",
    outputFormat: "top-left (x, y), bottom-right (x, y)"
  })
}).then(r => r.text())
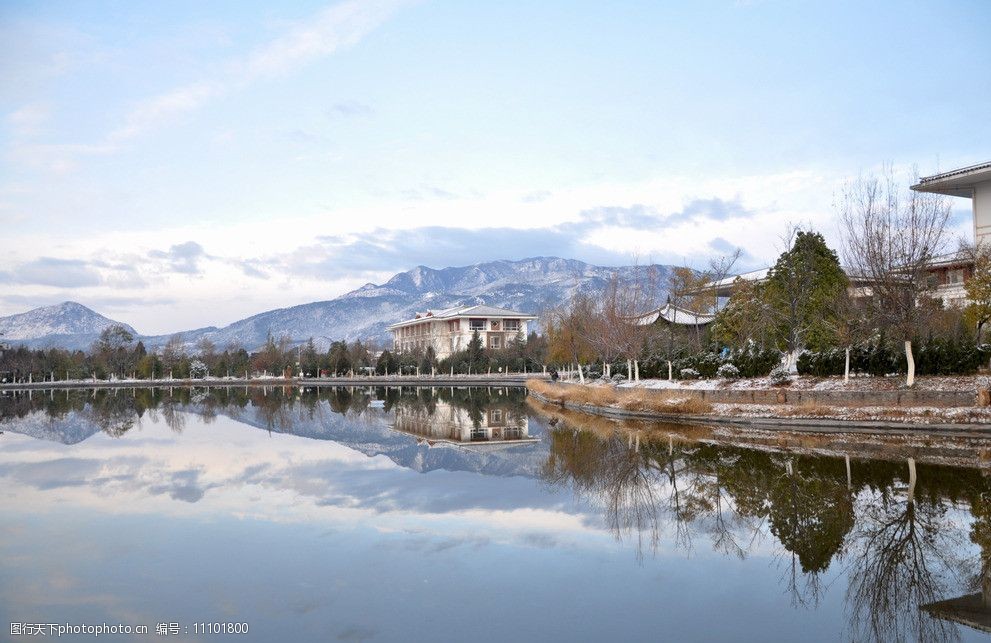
top-left (161, 333), bottom-right (187, 379)
top-left (546, 290), bottom-right (598, 383)
top-left (838, 165), bottom-right (951, 387)
top-left (601, 266), bottom-right (658, 382)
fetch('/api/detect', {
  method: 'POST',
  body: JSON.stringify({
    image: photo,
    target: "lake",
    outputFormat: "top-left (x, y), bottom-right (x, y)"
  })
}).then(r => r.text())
top-left (1, 385), bottom-right (990, 642)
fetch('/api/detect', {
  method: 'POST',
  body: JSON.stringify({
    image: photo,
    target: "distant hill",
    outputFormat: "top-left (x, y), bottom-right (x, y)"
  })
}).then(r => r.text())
top-left (2, 256), bottom-right (674, 351)
top-left (0, 301), bottom-right (138, 350)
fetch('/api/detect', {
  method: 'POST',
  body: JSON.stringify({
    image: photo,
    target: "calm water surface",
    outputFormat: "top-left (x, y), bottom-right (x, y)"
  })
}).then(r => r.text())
top-left (2, 385), bottom-right (991, 642)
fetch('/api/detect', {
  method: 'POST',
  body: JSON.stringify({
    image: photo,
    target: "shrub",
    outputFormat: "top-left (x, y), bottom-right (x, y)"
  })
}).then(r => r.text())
top-left (189, 359), bottom-right (208, 379)
top-left (611, 373), bottom-right (626, 382)
top-left (680, 368), bottom-right (700, 379)
top-left (716, 363), bottom-right (740, 379)
top-left (769, 365), bottom-right (790, 385)
top-left (730, 345), bottom-right (782, 377)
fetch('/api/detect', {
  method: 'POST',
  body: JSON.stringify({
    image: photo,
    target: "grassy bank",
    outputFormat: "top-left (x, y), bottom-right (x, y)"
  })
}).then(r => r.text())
top-left (526, 379), bottom-right (712, 414)
top-left (526, 378), bottom-right (991, 426)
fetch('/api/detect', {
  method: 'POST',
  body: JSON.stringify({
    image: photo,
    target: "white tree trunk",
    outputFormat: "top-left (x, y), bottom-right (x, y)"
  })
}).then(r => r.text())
top-left (844, 347), bottom-right (850, 384)
top-left (626, 359), bottom-right (632, 380)
top-left (907, 457), bottom-right (917, 503)
top-left (667, 360), bottom-right (673, 381)
top-left (577, 363), bottom-right (585, 384)
top-left (904, 340), bottom-right (915, 387)
top-left (633, 359), bottom-right (640, 382)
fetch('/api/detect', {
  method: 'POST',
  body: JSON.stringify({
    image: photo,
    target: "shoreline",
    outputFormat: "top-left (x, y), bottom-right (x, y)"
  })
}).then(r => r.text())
top-left (0, 373), bottom-right (546, 391)
top-left (528, 380), bottom-right (991, 435)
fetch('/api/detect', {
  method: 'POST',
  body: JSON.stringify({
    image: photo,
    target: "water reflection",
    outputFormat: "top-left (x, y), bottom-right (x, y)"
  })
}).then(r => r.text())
top-left (536, 402), bottom-right (991, 642)
top-left (2, 386), bottom-right (991, 642)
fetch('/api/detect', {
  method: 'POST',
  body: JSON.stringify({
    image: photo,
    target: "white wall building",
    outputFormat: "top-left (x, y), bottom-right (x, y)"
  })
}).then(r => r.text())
top-left (910, 161), bottom-right (991, 306)
top-left (388, 305), bottom-right (537, 359)
top-left (912, 161), bottom-right (991, 247)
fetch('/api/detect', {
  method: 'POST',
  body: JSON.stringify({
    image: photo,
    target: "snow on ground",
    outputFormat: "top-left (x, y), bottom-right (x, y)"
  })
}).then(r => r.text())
top-left (709, 402), bottom-right (991, 424)
top-left (609, 374), bottom-right (988, 392)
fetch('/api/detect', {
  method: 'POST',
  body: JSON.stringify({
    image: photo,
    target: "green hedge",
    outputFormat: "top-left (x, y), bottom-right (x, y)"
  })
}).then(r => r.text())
top-left (797, 336), bottom-right (990, 377)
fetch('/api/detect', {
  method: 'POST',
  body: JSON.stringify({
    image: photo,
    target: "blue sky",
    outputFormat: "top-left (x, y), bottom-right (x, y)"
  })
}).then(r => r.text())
top-left (2, 0), bottom-right (989, 333)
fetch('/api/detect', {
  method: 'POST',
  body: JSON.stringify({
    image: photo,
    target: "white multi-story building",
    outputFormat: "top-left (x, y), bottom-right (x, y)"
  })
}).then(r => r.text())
top-left (388, 305), bottom-right (537, 359)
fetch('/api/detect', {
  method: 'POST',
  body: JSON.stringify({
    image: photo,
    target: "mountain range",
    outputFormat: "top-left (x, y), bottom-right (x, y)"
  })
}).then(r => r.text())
top-left (0, 256), bottom-right (673, 351)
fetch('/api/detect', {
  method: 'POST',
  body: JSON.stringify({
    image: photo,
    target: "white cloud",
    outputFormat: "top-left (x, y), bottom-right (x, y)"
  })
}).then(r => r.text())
top-left (108, 0), bottom-right (410, 143)
top-left (7, 103), bottom-right (50, 137)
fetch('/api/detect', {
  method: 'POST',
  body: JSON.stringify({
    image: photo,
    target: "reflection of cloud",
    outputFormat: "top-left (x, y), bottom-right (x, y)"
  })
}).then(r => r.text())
top-left (148, 467), bottom-right (218, 503)
top-left (0, 458), bottom-right (107, 489)
top-left (399, 533), bottom-right (491, 554)
top-left (519, 532), bottom-right (558, 549)
top-left (336, 626), bottom-right (377, 642)
top-left (0, 401), bottom-right (604, 546)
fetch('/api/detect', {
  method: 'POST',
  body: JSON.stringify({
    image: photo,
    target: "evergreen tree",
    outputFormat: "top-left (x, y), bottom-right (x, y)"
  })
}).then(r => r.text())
top-left (466, 330), bottom-right (487, 373)
top-left (764, 230), bottom-right (848, 354)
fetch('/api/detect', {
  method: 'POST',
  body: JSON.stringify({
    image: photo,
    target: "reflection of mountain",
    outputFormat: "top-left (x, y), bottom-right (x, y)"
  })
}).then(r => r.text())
top-left (208, 403), bottom-right (547, 478)
top-left (0, 387), bottom-right (548, 479)
top-left (0, 409), bottom-right (103, 445)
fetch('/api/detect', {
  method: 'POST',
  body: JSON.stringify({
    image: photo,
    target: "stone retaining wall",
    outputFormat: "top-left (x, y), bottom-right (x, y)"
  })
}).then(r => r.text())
top-left (680, 387), bottom-right (979, 408)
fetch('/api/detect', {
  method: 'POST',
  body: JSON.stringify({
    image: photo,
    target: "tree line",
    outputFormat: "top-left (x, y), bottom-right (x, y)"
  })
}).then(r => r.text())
top-left (0, 328), bottom-right (384, 383)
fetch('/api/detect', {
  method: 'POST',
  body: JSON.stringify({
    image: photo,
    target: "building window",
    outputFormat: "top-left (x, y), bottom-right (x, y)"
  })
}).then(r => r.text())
top-left (469, 318), bottom-right (485, 331)
top-left (948, 269), bottom-right (965, 285)
top-left (448, 320), bottom-right (460, 332)
top-left (491, 320), bottom-right (500, 330)
top-left (489, 335), bottom-right (501, 349)
top-left (504, 319), bottom-right (520, 331)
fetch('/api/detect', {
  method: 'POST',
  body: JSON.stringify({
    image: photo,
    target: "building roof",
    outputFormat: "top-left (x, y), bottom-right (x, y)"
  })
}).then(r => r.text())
top-left (388, 304), bottom-right (537, 330)
top-left (912, 161), bottom-right (991, 198)
top-left (928, 250), bottom-right (976, 269)
top-left (634, 303), bottom-right (715, 327)
top-left (691, 265), bottom-right (874, 298)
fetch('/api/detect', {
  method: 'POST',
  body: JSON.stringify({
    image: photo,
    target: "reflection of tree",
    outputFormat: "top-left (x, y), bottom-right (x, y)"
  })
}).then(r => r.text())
top-left (535, 407), bottom-right (991, 641)
top-left (159, 395), bottom-right (187, 433)
top-left (543, 428), bottom-right (662, 560)
top-left (845, 460), bottom-right (964, 643)
top-left (88, 391), bottom-right (137, 437)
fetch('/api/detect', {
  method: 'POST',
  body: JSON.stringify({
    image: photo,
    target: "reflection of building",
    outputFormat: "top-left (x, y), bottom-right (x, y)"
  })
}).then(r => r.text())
top-left (392, 399), bottom-right (536, 447)
top-left (922, 582), bottom-right (991, 634)
top-left (388, 305), bottom-right (537, 358)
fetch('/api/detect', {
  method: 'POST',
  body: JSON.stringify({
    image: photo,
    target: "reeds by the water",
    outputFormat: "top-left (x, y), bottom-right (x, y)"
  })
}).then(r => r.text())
top-left (527, 379), bottom-right (713, 415)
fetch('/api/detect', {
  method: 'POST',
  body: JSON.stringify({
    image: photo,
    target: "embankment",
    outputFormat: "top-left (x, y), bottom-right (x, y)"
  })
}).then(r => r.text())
top-left (526, 379), bottom-right (991, 434)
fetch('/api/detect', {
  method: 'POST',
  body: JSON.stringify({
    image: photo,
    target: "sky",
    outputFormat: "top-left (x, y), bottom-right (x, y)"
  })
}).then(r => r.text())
top-left (1, 0), bottom-right (989, 335)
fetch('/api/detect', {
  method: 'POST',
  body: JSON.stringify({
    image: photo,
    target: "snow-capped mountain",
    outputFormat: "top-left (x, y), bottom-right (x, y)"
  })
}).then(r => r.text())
top-left (0, 301), bottom-right (138, 350)
top-left (139, 256), bottom-right (673, 350)
top-left (2, 256), bottom-right (674, 351)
